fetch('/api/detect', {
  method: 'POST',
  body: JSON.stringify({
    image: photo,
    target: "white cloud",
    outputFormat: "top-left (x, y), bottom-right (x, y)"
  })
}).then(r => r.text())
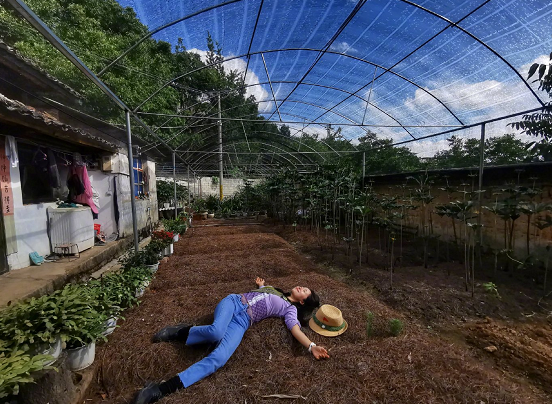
top-left (188, 48), bottom-right (269, 111)
top-left (329, 41), bottom-right (357, 54)
top-left (359, 54), bottom-right (551, 157)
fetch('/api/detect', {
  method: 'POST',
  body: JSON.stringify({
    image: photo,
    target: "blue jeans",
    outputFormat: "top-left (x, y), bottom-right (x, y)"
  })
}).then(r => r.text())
top-left (178, 294), bottom-right (250, 387)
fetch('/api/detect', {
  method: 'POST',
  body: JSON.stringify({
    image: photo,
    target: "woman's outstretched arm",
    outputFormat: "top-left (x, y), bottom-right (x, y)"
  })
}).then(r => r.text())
top-left (290, 324), bottom-right (330, 360)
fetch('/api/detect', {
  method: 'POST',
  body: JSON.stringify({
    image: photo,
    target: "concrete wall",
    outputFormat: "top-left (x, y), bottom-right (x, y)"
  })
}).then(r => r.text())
top-left (116, 159), bottom-right (158, 238)
top-left (195, 177), bottom-right (261, 198)
top-left (7, 159), bottom-right (56, 269)
top-left (369, 165), bottom-right (552, 258)
top-left (5, 153), bottom-right (157, 271)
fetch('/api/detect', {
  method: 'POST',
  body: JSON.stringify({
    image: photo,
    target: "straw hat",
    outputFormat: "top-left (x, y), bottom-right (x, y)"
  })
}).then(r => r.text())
top-left (309, 304), bottom-right (348, 337)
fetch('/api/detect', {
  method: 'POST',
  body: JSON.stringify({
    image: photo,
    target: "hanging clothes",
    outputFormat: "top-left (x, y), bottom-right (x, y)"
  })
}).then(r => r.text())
top-left (47, 149), bottom-right (60, 188)
top-left (4, 136), bottom-right (18, 168)
top-left (91, 184), bottom-right (100, 211)
top-left (68, 164), bottom-right (98, 215)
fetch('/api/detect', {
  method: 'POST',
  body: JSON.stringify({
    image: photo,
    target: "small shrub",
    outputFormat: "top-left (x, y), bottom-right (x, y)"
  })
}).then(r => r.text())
top-left (482, 282), bottom-right (500, 298)
top-left (365, 311), bottom-right (375, 337)
top-left (389, 318), bottom-right (404, 337)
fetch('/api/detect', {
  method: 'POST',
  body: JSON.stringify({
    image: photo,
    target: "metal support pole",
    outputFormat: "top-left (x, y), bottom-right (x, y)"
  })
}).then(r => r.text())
top-left (362, 151), bottom-right (366, 188)
top-left (187, 165), bottom-right (191, 207)
top-left (218, 93), bottom-right (224, 200)
top-left (125, 111), bottom-right (139, 252)
top-left (173, 152), bottom-right (177, 219)
top-left (477, 123), bottom-right (486, 237)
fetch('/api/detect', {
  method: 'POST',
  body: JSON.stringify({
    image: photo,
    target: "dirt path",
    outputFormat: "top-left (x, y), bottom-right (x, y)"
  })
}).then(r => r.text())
top-left (85, 222), bottom-right (550, 404)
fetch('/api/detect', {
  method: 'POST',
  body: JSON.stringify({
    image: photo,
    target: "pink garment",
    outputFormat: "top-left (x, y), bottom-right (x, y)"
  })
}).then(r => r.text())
top-left (71, 165), bottom-right (98, 214)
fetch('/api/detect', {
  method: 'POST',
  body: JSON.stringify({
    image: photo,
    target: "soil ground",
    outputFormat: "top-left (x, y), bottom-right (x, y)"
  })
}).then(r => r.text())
top-left (85, 220), bottom-right (552, 404)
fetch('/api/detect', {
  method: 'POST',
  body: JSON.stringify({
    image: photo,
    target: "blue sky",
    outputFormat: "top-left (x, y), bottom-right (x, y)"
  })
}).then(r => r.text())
top-left (116, 0), bottom-right (552, 156)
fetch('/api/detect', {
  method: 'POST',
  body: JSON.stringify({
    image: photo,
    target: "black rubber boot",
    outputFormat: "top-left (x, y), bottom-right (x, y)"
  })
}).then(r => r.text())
top-left (152, 323), bottom-right (191, 343)
top-left (132, 382), bottom-right (162, 404)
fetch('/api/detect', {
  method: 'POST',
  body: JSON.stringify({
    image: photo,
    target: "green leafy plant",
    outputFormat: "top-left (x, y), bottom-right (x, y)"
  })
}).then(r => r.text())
top-left (55, 284), bottom-right (107, 349)
top-left (0, 342), bottom-right (54, 399)
top-left (389, 319), bottom-right (404, 337)
top-left (365, 311), bottom-right (375, 337)
top-left (121, 266), bottom-right (154, 297)
top-left (119, 247), bottom-right (159, 269)
top-left (482, 282), bottom-right (501, 298)
top-left (0, 293), bottom-right (63, 353)
top-left (162, 219), bottom-right (187, 235)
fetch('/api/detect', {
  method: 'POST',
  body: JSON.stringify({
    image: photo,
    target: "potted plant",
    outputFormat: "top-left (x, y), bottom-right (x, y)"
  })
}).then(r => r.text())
top-left (142, 243), bottom-right (162, 271)
top-left (152, 230), bottom-right (174, 256)
top-left (86, 278), bottom-right (126, 337)
top-left (58, 284), bottom-right (106, 371)
top-left (0, 341), bottom-right (54, 401)
top-left (121, 266), bottom-right (154, 298)
top-left (162, 219), bottom-right (187, 242)
top-left (0, 292), bottom-right (65, 365)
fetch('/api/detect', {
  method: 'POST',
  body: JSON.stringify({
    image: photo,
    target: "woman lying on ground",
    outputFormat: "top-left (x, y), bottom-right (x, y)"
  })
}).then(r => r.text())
top-left (133, 277), bottom-right (329, 404)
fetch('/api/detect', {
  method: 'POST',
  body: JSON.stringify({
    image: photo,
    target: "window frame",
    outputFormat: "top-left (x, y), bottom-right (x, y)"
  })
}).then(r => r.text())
top-left (133, 157), bottom-right (144, 197)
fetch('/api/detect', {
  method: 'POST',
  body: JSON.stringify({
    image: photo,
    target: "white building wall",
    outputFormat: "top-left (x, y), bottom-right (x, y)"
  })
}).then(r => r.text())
top-left (196, 177), bottom-right (261, 198)
top-left (7, 161), bottom-right (56, 269)
top-left (5, 152), bottom-right (158, 271)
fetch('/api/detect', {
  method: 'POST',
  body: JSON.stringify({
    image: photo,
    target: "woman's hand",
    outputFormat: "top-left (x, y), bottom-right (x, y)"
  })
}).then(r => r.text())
top-left (255, 277), bottom-right (265, 287)
top-left (311, 345), bottom-right (330, 360)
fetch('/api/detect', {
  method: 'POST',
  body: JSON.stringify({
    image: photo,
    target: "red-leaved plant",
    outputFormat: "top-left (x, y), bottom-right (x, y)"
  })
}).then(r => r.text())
top-left (152, 230), bottom-right (174, 246)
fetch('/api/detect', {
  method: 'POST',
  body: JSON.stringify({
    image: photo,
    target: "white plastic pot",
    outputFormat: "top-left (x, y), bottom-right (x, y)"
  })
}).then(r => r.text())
top-left (36, 336), bottom-right (62, 366)
top-left (173, 234), bottom-right (179, 242)
top-left (102, 316), bottom-right (118, 336)
top-left (66, 341), bottom-right (96, 371)
top-left (207, 213), bottom-right (215, 219)
top-left (135, 280), bottom-right (150, 298)
top-left (145, 263), bottom-right (159, 272)
top-left (164, 243), bottom-right (174, 256)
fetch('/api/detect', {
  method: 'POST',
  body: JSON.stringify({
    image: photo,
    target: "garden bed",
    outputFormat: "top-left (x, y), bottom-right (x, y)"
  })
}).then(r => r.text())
top-left (84, 222), bottom-right (551, 404)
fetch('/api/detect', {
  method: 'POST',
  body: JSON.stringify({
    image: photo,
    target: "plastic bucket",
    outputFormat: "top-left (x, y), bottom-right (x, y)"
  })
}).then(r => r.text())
top-left (36, 336), bottom-right (63, 366)
top-left (66, 341), bottom-right (96, 371)
top-left (102, 317), bottom-right (118, 336)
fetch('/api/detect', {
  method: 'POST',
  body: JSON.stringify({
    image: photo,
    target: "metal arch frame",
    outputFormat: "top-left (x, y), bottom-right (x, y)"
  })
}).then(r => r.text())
top-left (189, 141), bottom-right (307, 173)
top-left (181, 130), bottom-right (321, 166)
top-left (397, 0), bottom-right (545, 108)
top-left (97, 0), bottom-right (243, 77)
top-left (265, 0), bottom-right (368, 121)
top-left (88, 0), bottom-right (542, 140)
top-left (189, 144), bottom-right (310, 176)
top-left (140, 95), bottom-right (348, 159)
top-left (174, 129), bottom-right (326, 164)
top-left (301, 0), bottom-right (495, 132)
top-left (242, 80), bottom-right (415, 138)
top-left (173, 109), bottom-right (350, 157)
top-left (133, 48), bottom-right (464, 125)
top-left (241, 0), bottom-right (265, 90)
top-left (160, 117), bottom-right (323, 163)
top-left (257, 98), bottom-right (407, 140)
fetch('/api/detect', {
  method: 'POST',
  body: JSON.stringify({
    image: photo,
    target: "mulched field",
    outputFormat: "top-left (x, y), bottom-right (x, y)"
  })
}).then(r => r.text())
top-left (85, 221), bottom-right (551, 404)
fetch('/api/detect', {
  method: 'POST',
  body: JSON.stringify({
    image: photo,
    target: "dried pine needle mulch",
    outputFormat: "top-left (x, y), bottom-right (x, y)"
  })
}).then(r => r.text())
top-left (86, 223), bottom-right (548, 404)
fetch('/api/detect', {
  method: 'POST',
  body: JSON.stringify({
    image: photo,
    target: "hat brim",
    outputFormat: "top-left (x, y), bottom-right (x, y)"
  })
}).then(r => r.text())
top-left (308, 317), bottom-right (348, 337)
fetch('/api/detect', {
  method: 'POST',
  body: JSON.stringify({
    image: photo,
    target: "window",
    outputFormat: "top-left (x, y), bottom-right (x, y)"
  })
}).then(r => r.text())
top-left (133, 157), bottom-right (144, 197)
top-left (18, 143), bottom-right (64, 204)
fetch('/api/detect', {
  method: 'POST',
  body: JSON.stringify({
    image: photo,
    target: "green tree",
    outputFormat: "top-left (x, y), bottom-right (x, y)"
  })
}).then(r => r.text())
top-left (356, 132), bottom-right (422, 174)
top-left (512, 53), bottom-right (552, 140)
top-left (430, 134), bottom-right (533, 168)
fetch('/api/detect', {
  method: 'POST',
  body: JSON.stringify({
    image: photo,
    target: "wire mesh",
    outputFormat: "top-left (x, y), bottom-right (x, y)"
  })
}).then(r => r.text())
top-left (2, 0), bottom-right (552, 177)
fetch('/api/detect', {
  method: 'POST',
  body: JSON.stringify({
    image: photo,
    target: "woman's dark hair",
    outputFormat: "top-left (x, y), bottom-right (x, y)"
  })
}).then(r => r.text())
top-left (276, 288), bottom-right (320, 326)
